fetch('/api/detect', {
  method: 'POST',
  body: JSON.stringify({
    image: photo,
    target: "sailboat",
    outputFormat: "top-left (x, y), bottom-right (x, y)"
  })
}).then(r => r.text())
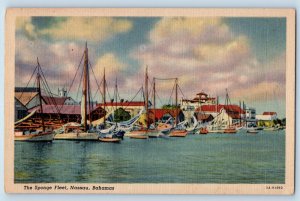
top-left (169, 78), bottom-right (188, 137)
top-left (14, 58), bottom-right (54, 142)
top-left (98, 74), bottom-right (124, 142)
top-left (54, 43), bottom-right (99, 141)
top-left (127, 67), bottom-right (158, 139)
top-left (223, 89), bottom-right (237, 134)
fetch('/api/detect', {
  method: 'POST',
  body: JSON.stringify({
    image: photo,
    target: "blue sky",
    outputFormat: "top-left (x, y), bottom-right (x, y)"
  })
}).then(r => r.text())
top-left (15, 17), bottom-right (287, 117)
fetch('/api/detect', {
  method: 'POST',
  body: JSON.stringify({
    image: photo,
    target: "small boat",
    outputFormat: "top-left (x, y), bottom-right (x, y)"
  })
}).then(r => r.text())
top-left (15, 130), bottom-right (54, 142)
top-left (156, 123), bottom-right (172, 134)
top-left (223, 128), bottom-right (237, 134)
top-left (208, 129), bottom-right (224, 134)
top-left (130, 135), bottom-right (149, 139)
top-left (199, 127), bottom-right (208, 135)
top-left (99, 138), bottom-right (121, 143)
top-left (264, 127), bottom-right (279, 131)
top-left (14, 58), bottom-right (54, 142)
top-left (169, 129), bottom-right (188, 137)
top-left (247, 129), bottom-right (258, 134)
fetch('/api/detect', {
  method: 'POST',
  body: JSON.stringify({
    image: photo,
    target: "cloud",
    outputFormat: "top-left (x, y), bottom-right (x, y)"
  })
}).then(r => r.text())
top-left (93, 53), bottom-right (127, 82)
top-left (16, 17), bottom-right (37, 40)
top-left (16, 17), bottom-right (133, 42)
top-left (15, 36), bottom-right (89, 95)
top-left (131, 17), bottom-right (286, 104)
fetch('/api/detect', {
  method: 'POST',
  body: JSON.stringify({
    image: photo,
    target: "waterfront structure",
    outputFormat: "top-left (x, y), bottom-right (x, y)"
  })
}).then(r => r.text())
top-left (14, 97), bottom-right (27, 121)
top-left (196, 104), bottom-right (245, 126)
top-left (181, 92), bottom-right (216, 112)
top-left (244, 107), bottom-right (257, 127)
top-left (256, 112), bottom-right (277, 121)
top-left (97, 101), bottom-right (145, 117)
top-left (256, 112), bottom-right (278, 127)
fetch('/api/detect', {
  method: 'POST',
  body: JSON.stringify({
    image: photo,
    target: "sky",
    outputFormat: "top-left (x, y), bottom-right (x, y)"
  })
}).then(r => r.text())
top-left (15, 17), bottom-right (286, 117)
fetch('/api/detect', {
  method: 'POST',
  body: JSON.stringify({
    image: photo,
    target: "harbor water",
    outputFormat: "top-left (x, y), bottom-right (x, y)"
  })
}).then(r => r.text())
top-left (15, 130), bottom-right (285, 184)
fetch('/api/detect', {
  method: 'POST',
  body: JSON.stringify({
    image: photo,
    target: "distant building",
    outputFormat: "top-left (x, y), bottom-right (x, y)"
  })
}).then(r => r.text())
top-left (14, 97), bottom-right (27, 121)
top-left (256, 112), bottom-right (277, 121)
top-left (196, 104), bottom-right (245, 125)
top-left (28, 104), bottom-right (105, 123)
top-left (181, 92), bottom-right (216, 111)
top-left (244, 107), bottom-right (257, 127)
top-left (148, 108), bottom-right (185, 124)
top-left (97, 101), bottom-right (145, 117)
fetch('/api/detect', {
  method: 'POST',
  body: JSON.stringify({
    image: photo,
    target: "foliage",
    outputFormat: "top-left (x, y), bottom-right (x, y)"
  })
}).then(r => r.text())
top-left (113, 108), bottom-right (131, 122)
top-left (161, 104), bottom-right (180, 110)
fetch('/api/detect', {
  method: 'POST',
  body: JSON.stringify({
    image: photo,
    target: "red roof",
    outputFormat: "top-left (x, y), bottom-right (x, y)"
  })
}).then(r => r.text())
top-left (149, 109), bottom-right (181, 120)
top-left (97, 101), bottom-right (145, 107)
top-left (29, 104), bottom-right (97, 115)
top-left (263, 112), bottom-right (277, 115)
top-left (196, 104), bottom-right (245, 119)
top-left (196, 92), bottom-right (208, 96)
top-left (42, 96), bottom-right (68, 105)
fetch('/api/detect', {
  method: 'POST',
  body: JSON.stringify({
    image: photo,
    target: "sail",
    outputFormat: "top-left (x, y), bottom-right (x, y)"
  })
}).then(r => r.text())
top-left (14, 108), bottom-right (38, 125)
top-left (81, 94), bottom-right (86, 125)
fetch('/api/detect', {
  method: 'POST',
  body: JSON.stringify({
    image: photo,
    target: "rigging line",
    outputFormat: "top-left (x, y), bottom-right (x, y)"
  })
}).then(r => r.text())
top-left (121, 87), bottom-right (143, 111)
top-left (41, 79), bottom-right (59, 113)
top-left (154, 90), bottom-right (165, 107)
top-left (167, 82), bottom-right (176, 105)
top-left (75, 65), bottom-right (84, 102)
top-left (88, 60), bottom-right (104, 99)
top-left (148, 79), bottom-right (153, 100)
top-left (66, 52), bottom-right (84, 96)
top-left (18, 65), bottom-right (38, 101)
top-left (177, 84), bottom-right (186, 99)
top-left (40, 76), bottom-right (60, 114)
top-left (92, 79), bottom-right (103, 102)
top-left (154, 77), bottom-right (177, 81)
top-left (106, 82), bottom-right (112, 102)
top-left (38, 64), bottom-right (61, 115)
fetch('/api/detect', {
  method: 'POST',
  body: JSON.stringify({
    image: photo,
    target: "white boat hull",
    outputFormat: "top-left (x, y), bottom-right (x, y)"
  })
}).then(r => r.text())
top-left (54, 132), bottom-right (99, 140)
top-left (15, 132), bottom-right (54, 142)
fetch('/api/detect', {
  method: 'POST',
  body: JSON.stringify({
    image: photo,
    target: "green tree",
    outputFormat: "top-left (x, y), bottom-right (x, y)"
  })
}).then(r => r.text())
top-left (162, 104), bottom-right (180, 109)
top-left (114, 108), bottom-right (131, 122)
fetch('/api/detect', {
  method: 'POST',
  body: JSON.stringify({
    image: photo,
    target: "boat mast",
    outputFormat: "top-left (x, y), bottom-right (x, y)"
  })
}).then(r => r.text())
top-left (103, 68), bottom-right (106, 126)
top-left (175, 78), bottom-right (178, 126)
top-left (145, 67), bottom-right (149, 128)
top-left (37, 58), bottom-right (45, 132)
top-left (82, 42), bottom-right (88, 131)
top-left (225, 88), bottom-right (230, 127)
top-left (153, 77), bottom-right (156, 129)
top-left (115, 77), bottom-right (118, 122)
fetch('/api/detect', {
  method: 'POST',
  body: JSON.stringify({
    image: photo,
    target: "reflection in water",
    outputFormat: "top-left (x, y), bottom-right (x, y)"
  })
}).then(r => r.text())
top-left (15, 130), bottom-right (285, 183)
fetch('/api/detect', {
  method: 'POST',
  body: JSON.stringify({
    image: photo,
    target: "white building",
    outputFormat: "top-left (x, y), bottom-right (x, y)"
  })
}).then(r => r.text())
top-left (256, 112), bottom-right (277, 121)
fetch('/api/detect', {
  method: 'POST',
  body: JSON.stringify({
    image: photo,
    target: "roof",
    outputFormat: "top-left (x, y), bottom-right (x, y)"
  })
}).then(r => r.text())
top-left (196, 105), bottom-right (245, 119)
top-left (149, 109), bottom-right (181, 120)
top-left (97, 101), bottom-right (145, 107)
top-left (15, 87), bottom-right (38, 92)
top-left (14, 97), bottom-right (27, 108)
top-left (262, 112), bottom-right (277, 115)
top-left (196, 113), bottom-right (213, 120)
top-left (15, 92), bottom-right (39, 106)
top-left (196, 92), bottom-right (208, 96)
top-left (28, 104), bottom-right (99, 115)
top-left (43, 96), bottom-right (68, 105)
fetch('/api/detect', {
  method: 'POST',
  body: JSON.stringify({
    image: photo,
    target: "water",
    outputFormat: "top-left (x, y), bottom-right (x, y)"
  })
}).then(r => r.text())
top-left (14, 130), bottom-right (285, 184)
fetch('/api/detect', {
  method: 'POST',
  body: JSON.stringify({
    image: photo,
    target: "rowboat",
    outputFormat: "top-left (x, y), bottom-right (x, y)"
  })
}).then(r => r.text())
top-left (169, 129), bottom-right (188, 137)
top-left (199, 127), bottom-right (208, 135)
top-left (129, 135), bottom-right (149, 139)
top-left (223, 128), bottom-right (237, 134)
top-left (99, 138), bottom-right (121, 143)
top-left (15, 130), bottom-right (54, 142)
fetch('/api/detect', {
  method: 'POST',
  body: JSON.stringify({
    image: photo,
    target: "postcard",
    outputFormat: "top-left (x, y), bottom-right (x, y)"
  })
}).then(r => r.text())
top-left (5, 8), bottom-right (295, 194)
